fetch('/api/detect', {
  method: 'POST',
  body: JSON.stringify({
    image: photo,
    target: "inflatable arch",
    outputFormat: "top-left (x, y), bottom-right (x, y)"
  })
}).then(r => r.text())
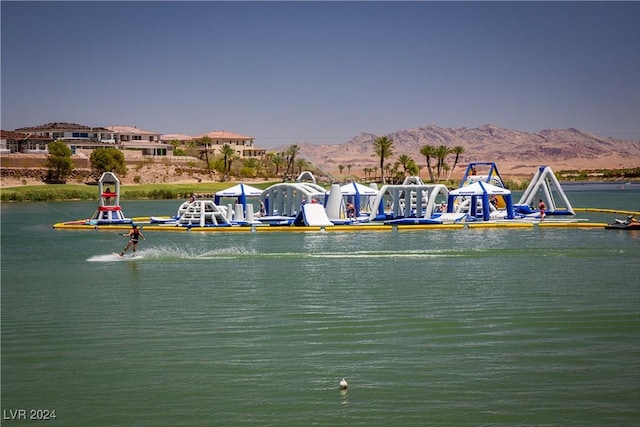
top-left (515, 166), bottom-right (574, 216)
top-left (260, 182), bottom-right (327, 217)
top-left (296, 170), bottom-right (317, 184)
top-left (367, 182), bottom-right (450, 222)
top-left (459, 162), bottom-right (506, 188)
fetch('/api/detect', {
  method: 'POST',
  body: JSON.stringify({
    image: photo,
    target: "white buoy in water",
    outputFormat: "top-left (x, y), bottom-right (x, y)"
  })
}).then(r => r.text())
top-left (339, 378), bottom-right (348, 391)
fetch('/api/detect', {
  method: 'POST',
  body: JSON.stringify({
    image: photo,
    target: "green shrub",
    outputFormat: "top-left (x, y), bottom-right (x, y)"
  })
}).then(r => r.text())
top-left (148, 188), bottom-right (179, 199)
top-left (0, 181), bottom-right (275, 202)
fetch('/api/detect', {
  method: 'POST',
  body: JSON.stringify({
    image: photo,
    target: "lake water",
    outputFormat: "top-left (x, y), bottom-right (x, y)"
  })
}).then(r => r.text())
top-left (1, 185), bottom-right (639, 426)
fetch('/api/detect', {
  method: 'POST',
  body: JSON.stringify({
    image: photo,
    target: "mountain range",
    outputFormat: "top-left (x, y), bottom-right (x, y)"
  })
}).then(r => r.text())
top-left (285, 124), bottom-right (640, 177)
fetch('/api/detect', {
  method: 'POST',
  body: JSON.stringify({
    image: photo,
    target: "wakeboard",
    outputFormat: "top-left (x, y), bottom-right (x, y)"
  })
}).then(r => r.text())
top-left (113, 253), bottom-right (139, 259)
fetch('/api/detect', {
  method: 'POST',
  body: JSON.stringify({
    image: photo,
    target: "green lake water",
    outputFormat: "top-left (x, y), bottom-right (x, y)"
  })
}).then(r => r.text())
top-left (1, 185), bottom-right (639, 426)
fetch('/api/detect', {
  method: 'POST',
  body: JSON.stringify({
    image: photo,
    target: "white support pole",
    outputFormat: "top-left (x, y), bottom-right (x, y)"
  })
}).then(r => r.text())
top-left (234, 204), bottom-right (244, 221)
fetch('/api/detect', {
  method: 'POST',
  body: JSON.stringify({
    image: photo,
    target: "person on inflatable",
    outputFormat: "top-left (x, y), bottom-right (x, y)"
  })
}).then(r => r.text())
top-left (346, 202), bottom-right (356, 219)
top-left (538, 199), bottom-right (546, 221)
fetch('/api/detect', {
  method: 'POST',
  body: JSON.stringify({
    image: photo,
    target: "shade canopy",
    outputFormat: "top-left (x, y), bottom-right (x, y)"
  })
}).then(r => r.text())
top-left (448, 181), bottom-right (511, 197)
top-left (215, 183), bottom-right (264, 218)
top-left (339, 182), bottom-right (378, 196)
top-left (447, 181), bottom-right (514, 220)
top-left (339, 182), bottom-right (378, 216)
top-left (215, 183), bottom-right (263, 198)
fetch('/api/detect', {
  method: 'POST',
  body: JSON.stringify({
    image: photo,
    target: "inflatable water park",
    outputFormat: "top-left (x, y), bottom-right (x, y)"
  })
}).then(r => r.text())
top-left (53, 164), bottom-right (639, 233)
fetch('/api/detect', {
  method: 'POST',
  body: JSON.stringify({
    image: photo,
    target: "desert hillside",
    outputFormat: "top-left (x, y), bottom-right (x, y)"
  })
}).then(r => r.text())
top-left (2, 124), bottom-right (639, 187)
top-left (288, 124), bottom-right (640, 178)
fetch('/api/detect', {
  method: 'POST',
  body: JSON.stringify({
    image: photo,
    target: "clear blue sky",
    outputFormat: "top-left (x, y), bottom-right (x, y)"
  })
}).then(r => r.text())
top-left (2, 1), bottom-right (639, 147)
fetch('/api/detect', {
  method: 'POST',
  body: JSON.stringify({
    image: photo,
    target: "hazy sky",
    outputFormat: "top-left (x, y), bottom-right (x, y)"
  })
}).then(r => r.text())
top-left (2, 1), bottom-right (639, 147)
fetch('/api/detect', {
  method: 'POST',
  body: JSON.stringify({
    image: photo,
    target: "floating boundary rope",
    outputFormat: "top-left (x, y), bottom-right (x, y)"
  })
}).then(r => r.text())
top-left (574, 208), bottom-right (640, 215)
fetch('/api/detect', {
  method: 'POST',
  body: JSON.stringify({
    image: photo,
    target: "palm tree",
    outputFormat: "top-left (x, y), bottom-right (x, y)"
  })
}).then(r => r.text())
top-left (435, 145), bottom-right (452, 181)
top-left (442, 163), bottom-right (450, 180)
top-left (199, 136), bottom-right (213, 179)
top-left (262, 152), bottom-right (275, 177)
top-left (295, 158), bottom-right (308, 175)
top-left (227, 153), bottom-right (241, 179)
top-left (220, 144), bottom-right (236, 176)
top-left (395, 154), bottom-right (414, 175)
top-left (243, 157), bottom-right (261, 177)
top-left (267, 152), bottom-right (286, 177)
top-left (338, 164), bottom-right (345, 175)
top-left (446, 145), bottom-right (466, 181)
top-left (407, 161), bottom-right (419, 176)
top-left (385, 163), bottom-right (393, 180)
top-left (285, 144), bottom-right (300, 177)
top-left (419, 144), bottom-right (436, 182)
top-left (372, 136), bottom-right (394, 183)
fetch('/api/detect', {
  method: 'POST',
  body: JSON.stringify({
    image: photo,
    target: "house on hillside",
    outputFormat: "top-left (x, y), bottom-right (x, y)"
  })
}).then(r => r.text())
top-left (5, 122), bottom-right (268, 160)
top-left (0, 130), bottom-right (50, 153)
top-left (106, 125), bottom-right (171, 157)
top-left (6, 122), bottom-right (172, 158)
top-left (107, 125), bottom-right (161, 144)
top-left (14, 122), bottom-right (116, 143)
top-left (193, 130), bottom-right (266, 159)
top-left (12, 122), bottom-right (116, 154)
top-left (161, 133), bottom-right (194, 143)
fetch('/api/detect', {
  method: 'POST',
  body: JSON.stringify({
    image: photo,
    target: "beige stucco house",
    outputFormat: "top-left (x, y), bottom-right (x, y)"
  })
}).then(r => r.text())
top-left (106, 125), bottom-right (171, 157)
top-left (3, 122), bottom-right (267, 160)
top-left (6, 122), bottom-right (172, 157)
top-left (192, 130), bottom-right (266, 159)
top-left (0, 130), bottom-right (50, 153)
top-left (11, 122), bottom-right (116, 154)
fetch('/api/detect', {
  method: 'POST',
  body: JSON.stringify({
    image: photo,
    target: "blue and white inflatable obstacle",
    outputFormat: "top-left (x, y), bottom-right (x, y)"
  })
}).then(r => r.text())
top-left (293, 203), bottom-right (334, 227)
top-left (514, 166), bottom-right (575, 217)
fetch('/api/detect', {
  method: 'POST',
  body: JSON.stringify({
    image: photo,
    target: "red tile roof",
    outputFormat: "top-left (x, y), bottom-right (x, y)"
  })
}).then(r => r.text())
top-left (1, 130), bottom-right (50, 140)
top-left (107, 125), bottom-right (159, 135)
top-left (14, 122), bottom-right (111, 132)
top-left (196, 130), bottom-right (253, 140)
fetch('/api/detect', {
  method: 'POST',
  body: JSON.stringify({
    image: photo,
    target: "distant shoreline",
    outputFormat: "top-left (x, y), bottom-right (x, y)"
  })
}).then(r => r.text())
top-left (1, 176), bottom-right (638, 204)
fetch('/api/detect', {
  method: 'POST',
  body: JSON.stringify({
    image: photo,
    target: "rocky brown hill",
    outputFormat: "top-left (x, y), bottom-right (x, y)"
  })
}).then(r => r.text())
top-left (2, 124), bottom-right (638, 188)
top-left (290, 124), bottom-right (640, 177)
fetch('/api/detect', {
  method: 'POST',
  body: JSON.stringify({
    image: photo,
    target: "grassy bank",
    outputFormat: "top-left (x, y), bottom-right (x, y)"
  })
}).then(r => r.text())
top-left (0, 176), bottom-right (589, 203)
top-left (0, 182), bottom-right (277, 202)
top-left (1, 179), bottom-right (534, 202)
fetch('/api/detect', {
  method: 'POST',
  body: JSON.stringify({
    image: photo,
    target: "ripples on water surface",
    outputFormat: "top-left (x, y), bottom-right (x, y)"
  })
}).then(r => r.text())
top-left (1, 192), bottom-right (639, 426)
